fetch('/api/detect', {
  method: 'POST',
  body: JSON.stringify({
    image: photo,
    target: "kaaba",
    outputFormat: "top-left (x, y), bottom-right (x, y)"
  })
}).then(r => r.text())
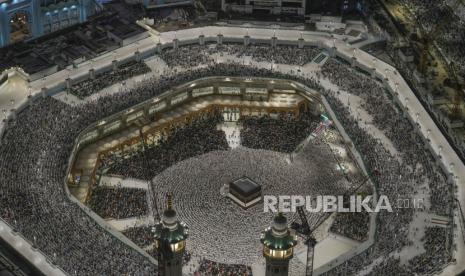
top-left (228, 176), bottom-right (262, 209)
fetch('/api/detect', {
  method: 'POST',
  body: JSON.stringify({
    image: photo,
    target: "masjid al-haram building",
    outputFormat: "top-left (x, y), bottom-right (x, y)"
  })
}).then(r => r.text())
top-left (0, 0), bottom-right (464, 275)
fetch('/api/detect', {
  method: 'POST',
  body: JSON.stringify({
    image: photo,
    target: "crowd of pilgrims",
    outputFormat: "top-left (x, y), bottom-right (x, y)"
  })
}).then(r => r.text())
top-left (122, 226), bottom-right (154, 248)
top-left (365, 226), bottom-right (449, 276)
top-left (88, 186), bottom-right (148, 219)
top-left (0, 39), bottom-right (456, 274)
top-left (318, 59), bottom-right (454, 275)
top-left (319, 59), bottom-right (453, 216)
top-left (194, 259), bottom-right (252, 276)
top-left (104, 111), bottom-right (229, 180)
top-left (98, 96), bottom-right (350, 264)
top-left (69, 60), bottom-right (152, 99)
top-left (148, 141), bottom-right (350, 265)
top-left (68, 43), bottom-right (321, 100)
top-left (1, 63), bottom-right (319, 275)
top-left (160, 43), bottom-right (320, 68)
top-left (240, 111), bottom-right (320, 153)
top-left (330, 211), bottom-right (370, 242)
top-left (366, 257), bottom-right (411, 276)
top-left (396, 0), bottom-right (465, 79)
top-left (408, 226), bottom-right (450, 274)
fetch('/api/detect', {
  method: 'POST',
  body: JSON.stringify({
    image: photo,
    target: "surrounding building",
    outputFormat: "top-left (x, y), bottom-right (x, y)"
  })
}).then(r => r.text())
top-left (261, 213), bottom-right (297, 276)
top-left (306, 0), bottom-right (359, 15)
top-left (221, 0), bottom-right (306, 16)
top-left (220, 0), bottom-right (359, 17)
top-left (0, 0), bottom-right (101, 47)
top-left (142, 0), bottom-right (193, 9)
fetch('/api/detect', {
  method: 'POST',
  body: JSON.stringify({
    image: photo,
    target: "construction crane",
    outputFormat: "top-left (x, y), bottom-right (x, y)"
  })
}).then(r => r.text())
top-left (294, 174), bottom-right (374, 276)
top-left (292, 207), bottom-right (328, 276)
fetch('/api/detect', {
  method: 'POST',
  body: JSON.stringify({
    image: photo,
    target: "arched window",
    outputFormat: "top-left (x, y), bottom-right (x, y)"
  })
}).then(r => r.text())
top-left (70, 6), bottom-right (78, 24)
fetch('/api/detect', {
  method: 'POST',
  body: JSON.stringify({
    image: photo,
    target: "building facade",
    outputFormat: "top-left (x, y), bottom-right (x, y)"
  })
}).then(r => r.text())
top-left (222, 0), bottom-right (306, 16)
top-left (221, 0), bottom-right (360, 16)
top-left (306, 0), bottom-right (359, 15)
top-left (142, 0), bottom-right (193, 9)
top-left (0, 0), bottom-right (99, 47)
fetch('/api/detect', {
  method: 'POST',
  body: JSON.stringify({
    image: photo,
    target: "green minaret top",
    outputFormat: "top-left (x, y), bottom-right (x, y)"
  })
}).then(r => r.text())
top-left (260, 213), bottom-right (297, 259)
top-left (153, 195), bottom-right (189, 253)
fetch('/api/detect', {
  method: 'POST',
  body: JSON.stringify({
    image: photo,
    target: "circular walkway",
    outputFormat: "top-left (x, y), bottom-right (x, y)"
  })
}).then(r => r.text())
top-left (151, 145), bottom-right (351, 265)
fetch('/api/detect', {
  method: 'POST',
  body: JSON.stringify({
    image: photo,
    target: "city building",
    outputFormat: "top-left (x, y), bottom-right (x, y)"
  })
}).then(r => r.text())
top-left (306, 0), bottom-right (359, 15)
top-left (221, 0), bottom-right (306, 16)
top-left (141, 0), bottom-right (193, 9)
top-left (220, 0), bottom-right (360, 17)
top-left (0, 0), bottom-right (101, 47)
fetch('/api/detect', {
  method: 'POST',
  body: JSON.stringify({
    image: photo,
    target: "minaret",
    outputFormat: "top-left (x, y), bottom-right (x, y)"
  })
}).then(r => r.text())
top-left (153, 195), bottom-right (188, 276)
top-left (260, 213), bottom-right (297, 276)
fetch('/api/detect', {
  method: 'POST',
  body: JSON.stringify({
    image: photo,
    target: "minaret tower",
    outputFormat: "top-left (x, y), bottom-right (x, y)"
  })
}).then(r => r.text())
top-left (260, 213), bottom-right (297, 276)
top-left (153, 195), bottom-right (188, 276)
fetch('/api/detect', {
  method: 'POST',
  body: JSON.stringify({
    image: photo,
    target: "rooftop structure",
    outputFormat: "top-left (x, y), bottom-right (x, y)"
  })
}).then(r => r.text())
top-left (0, 0), bottom-right (101, 48)
top-left (222, 0), bottom-right (306, 16)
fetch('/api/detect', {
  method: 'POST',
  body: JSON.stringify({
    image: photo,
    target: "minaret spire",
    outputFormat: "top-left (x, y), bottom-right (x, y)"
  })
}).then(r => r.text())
top-left (153, 195), bottom-right (188, 276)
top-left (260, 213), bottom-right (297, 276)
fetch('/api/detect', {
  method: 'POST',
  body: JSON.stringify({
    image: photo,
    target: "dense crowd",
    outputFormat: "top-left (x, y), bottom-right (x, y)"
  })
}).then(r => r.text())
top-left (330, 211), bottom-right (370, 242)
top-left (362, 227), bottom-right (450, 275)
top-left (2, 63), bottom-right (320, 275)
top-left (319, 59), bottom-right (453, 275)
top-left (195, 259), bottom-right (252, 276)
top-left (88, 186), bottom-right (148, 219)
top-left (366, 257), bottom-right (411, 276)
top-left (369, 0), bottom-right (465, 163)
top-left (397, 0), bottom-right (465, 78)
top-left (240, 111), bottom-right (319, 153)
top-left (221, 44), bottom-right (320, 65)
top-left (149, 143), bottom-right (350, 265)
top-left (320, 59), bottom-right (453, 216)
top-left (69, 60), bottom-right (152, 98)
top-left (407, 226), bottom-right (450, 274)
top-left (0, 97), bottom-right (156, 275)
top-left (160, 45), bottom-right (215, 67)
top-left (105, 112), bottom-right (229, 180)
top-left (160, 43), bottom-right (321, 68)
top-left (122, 226), bottom-right (154, 248)
top-left (95, 75), bottom-right (352, 265)
top-left (0, 40), bottom-right (455, 275)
